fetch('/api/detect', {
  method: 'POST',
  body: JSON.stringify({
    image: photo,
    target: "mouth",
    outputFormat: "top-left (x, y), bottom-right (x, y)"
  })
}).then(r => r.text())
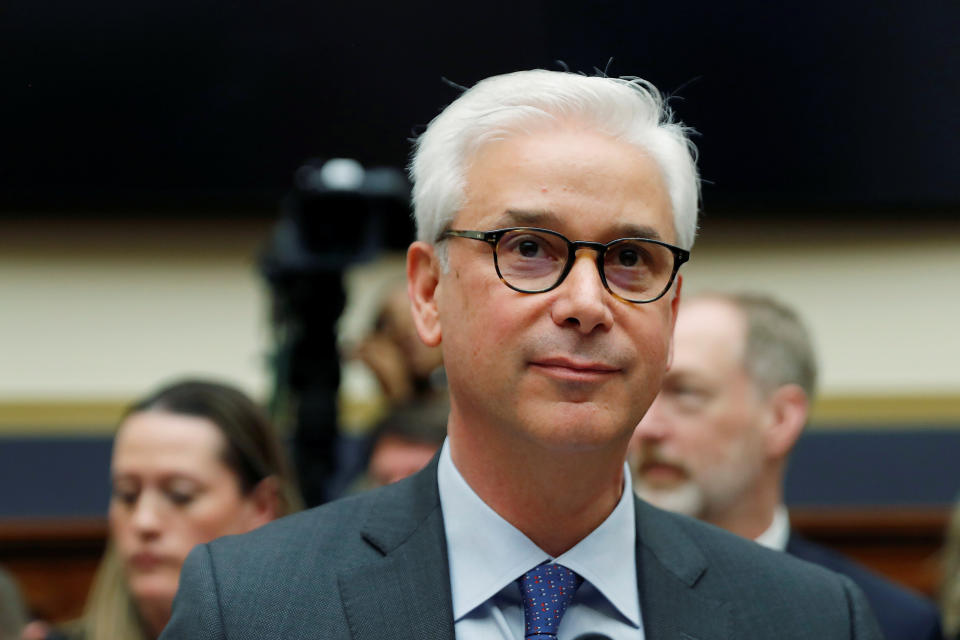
top-left (529, 357), bottom-right (621, 382)
top-left (129, 551), bottom-right (166, 571)
top-left (639, 461), bottom-right (687, 487)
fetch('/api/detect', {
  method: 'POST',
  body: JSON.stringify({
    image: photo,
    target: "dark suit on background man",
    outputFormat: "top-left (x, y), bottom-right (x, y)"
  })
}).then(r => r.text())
top-left (787, 534), bottom-right (943, 640)
top-left (165, 457), bottom-right (880, 639)
top-left (163, 70), bottom-right (882, 639)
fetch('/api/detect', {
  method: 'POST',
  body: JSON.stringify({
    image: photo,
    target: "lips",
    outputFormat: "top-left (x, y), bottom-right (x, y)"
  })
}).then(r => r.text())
top-left (530, 356), bottom-right (621, 382)
top-left (129, 551), bottom-right (167, 571)
top-left (639, 459), bottom-right (687, 487)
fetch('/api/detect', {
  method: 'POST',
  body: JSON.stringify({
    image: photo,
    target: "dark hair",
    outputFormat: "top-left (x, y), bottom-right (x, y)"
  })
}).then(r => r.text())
top-left (125, 379), bottom-right (302, 515)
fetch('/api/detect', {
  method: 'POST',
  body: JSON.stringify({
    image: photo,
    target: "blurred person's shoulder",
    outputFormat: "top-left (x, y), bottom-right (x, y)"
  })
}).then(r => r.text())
top-left (787, 534), bottom-right (942, 640)
top-left (635, 497), bottom-right (883, 634)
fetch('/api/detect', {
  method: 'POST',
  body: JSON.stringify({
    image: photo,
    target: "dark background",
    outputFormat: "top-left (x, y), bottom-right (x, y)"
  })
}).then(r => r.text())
top-left (2, 0), bottom-right (957, 216)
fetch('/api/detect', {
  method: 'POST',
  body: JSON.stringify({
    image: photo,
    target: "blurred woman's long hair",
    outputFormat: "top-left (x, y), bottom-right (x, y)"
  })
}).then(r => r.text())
top-left (941, 505), bottom-right (960, 638)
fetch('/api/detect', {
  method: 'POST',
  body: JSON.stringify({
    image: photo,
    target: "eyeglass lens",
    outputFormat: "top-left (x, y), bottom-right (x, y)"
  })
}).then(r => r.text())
top-left (495, 229), bottom-right (675, 301)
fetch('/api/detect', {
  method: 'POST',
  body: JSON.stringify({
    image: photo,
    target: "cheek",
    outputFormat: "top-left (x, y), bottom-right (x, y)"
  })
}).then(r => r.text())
top-left (108, 504), bottom-right (133, 548)
top-left (664, 408), bottom-right (730, 473)
top-left (171, 498), bottom-right (250, 556)
top-left (627, 319), bottom-right (675, 403)
top-left (443, 290), bottom-right (526, 372)
top-left (193, 500), bottom-right (248, 538)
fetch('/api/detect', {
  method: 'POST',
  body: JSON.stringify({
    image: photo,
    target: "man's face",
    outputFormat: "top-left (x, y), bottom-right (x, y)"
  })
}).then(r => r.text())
top-left (426, 126), bottom-right (680, 454)
top-left (628, 299), bottom-right (769, 518)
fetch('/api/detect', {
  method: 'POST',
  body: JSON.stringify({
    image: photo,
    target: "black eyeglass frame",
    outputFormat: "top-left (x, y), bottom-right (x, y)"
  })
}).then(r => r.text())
top-left (441, 226), bottom-right (690, 304)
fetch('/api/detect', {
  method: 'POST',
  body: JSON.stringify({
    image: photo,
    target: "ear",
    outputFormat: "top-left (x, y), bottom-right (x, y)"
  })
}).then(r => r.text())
top-left (763, 383), bottom-right (808, 459)
top-left (665, 275), bottom-right (683, 371)
top-left (406, 241), bottom-right (442, 347)
top-left (243, 475), bottom-right (281, 531)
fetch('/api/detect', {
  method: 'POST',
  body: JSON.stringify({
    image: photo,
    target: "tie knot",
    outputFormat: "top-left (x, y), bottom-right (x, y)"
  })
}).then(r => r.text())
top-left (518, 563), bottom-right (583, 639)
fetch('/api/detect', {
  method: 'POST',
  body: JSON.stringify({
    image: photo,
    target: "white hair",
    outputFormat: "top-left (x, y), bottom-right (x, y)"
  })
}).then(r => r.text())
top-left (409, 69), bottom-right (700, 264)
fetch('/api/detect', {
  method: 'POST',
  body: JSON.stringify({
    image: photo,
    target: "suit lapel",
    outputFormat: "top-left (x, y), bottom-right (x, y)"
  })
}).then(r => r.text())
top-left (338, 464), bottom-right (737, 639)
top-left (635, 498), bottom-right (732, 640)
top-left (338, 456), bottom-right (455, 640)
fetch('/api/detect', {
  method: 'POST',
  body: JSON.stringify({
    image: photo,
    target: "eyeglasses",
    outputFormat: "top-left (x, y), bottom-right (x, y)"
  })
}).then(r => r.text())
top-left (441, 226), bottom-right (689, 303)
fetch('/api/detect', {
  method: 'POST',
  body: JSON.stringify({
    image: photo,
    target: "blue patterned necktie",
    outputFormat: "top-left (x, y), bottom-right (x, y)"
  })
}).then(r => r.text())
top-left (518, 562), bottom-right (584, 639)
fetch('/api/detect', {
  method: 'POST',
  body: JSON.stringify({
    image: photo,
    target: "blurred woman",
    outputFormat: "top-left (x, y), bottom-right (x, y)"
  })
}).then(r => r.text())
top-left (942, 501), bottom-right (960, 639)
top-left (55, 379), bottom-right (302, 640)
top-left (0, 567), bottom-right (28, 640)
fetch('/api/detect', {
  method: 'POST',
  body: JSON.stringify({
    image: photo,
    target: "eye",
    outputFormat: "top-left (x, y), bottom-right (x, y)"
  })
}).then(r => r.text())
top-left (610, 241), bottom-right (652, 268)
top-left (517, 239), bottom-right (542, 258)
top-left (164, 478), bottom-right (202, 507)
top-left (616, 247), bottom-right (639, 267)
top-left (669, 385), bottom-right (710, 412)
top-left (501, 231), bottom-right (556, 260)
top-left (112, 489), bottom-right (138, 505)
top-left (111, 479), bottom-right (140, 506)
top-left (166, 490), bottom-right (195, 506)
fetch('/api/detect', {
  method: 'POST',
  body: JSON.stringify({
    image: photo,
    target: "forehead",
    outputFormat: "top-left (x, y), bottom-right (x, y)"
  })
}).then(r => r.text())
top-left (112, 411), bottom-right (227, 473)
top-left (458, 126), bottom-right (675, 243)
top-left (672, 299), bottom-right (747, 373)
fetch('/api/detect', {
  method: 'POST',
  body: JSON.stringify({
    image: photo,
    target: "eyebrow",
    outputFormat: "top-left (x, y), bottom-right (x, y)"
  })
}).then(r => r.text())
top-left (497, 209), bottom-right (666, 242)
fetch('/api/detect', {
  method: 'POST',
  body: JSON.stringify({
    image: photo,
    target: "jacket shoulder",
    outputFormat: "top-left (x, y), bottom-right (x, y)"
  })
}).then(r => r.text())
top-left (636, 500), bottom-right (885, 637)
top-left (788, 534), bottom-right (943, 640)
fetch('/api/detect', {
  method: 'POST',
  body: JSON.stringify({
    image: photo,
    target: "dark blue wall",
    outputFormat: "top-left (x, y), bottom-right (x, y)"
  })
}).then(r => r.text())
top-left (1, 428), bottom-right (958, 517)
top-left (1, 437), bottom-right (112, 517)
top-left (785, 427), bottom-right (960, 507)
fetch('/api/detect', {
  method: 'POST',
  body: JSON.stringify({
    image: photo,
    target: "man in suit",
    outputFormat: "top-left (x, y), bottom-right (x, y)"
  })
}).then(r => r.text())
top-left (629, 292), bottom-right (942, 640)
top-left (161, 70), bottom-right (882, 639)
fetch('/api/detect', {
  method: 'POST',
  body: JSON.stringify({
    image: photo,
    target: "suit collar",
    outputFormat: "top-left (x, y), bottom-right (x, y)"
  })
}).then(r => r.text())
top-left (355, 453), bottom-right (444, 552)
top-left (337, 462), bottom-right (737, 640)
top-left (338, 454), bottom-right (455, 639)
top-left (634, 497), bottom-right (732, 640)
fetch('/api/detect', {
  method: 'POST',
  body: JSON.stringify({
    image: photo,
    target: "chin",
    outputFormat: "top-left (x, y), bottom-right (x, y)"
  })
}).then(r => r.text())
top-left (526, 406), bottom-right (629, 453)
top-left (128, 574), bottom-right (178, 610)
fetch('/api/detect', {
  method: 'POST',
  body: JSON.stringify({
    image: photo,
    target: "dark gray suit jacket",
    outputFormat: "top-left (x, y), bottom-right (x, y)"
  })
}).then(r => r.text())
top-left (160, 457), bottom-right (883, 639)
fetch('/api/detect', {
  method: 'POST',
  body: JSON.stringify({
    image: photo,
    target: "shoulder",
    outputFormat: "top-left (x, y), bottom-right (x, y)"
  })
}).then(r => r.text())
top-left (787, 534), bottom-right (943, 640)
top-left (637, 499), bottom-right (844, 586)
top-left (164, 474), bottom-right (440, 639)
top-left (635, 498), bottom-right (883, 636)
top-left (208, 473), bottom-right (430, 575)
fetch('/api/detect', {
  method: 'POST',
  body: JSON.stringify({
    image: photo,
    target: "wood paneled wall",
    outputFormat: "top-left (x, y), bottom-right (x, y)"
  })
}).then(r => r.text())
top-left (1, 508), bottom-right (950, 624)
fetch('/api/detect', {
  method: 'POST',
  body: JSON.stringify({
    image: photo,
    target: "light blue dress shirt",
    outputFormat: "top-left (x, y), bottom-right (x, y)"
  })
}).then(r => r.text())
top-left (437, 441), bottom-right (645, 640)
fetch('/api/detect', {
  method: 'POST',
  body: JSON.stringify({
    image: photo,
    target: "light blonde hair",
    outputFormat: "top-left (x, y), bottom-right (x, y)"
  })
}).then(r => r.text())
top-left (941, 503), bottom-right (960, 637)
top-left (72, 543), bottom-right (145, 640)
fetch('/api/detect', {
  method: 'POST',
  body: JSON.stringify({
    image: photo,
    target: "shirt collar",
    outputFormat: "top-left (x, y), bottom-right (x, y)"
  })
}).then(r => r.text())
top-left (437, 439), bottom-right (641, 627)
top-left (754, 504), bottom-right (791, 551)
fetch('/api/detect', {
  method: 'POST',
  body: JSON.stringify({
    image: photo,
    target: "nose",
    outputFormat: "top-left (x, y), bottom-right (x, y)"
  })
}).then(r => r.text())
top-left (550, 251), bottom-right (614, 334)
top-left (131, 491), bottom-right (163, 538)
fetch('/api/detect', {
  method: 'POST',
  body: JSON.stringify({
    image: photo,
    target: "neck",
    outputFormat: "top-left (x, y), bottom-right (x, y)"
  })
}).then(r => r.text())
top-left (448, 416), bottom-right (627, 557)
top-left (136, 599), bottom-right (170, 640)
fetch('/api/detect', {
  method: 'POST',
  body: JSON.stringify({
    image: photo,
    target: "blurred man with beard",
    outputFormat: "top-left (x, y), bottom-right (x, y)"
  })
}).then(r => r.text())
top-left (629, 292), bottom-right (942, 640)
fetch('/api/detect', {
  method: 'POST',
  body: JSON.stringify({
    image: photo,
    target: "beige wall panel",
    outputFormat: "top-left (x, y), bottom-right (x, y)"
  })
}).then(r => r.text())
top-left (2, 217), bottom-right (958, 406)
top-left (684, 219), bottom-right (960, 395)
top-left (1, 219), bottom-right (273, 401)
